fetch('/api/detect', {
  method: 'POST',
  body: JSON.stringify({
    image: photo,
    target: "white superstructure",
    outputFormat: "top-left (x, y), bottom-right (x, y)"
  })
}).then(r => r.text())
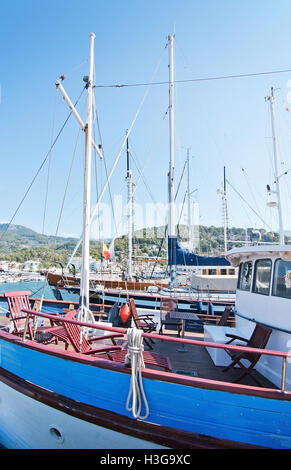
top-left (226, 244), bottom-right (291, 388)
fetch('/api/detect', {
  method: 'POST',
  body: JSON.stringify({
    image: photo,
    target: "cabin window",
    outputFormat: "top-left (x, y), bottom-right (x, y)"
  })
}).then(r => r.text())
top-left (208, 269), bottom-right (217, 275)
top-left (272, 259), bottom-right (291, 299)
top-left (252, 259), bottom-right (272, 295)
top-left (238, 261), bottom-right (253, 291)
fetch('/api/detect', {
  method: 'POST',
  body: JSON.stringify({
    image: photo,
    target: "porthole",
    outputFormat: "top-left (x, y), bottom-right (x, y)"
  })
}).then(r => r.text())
top-left (49, 425), bottom-right (64, 443)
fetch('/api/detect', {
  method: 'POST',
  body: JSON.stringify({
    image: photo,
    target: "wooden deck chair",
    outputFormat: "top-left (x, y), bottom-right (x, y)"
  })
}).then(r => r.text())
top-left (217, 307), bottom-right (233, 326)
top-left (159, 298), bottom-right (182, 337)
top-left (63, 320), bottom-right (125, 357)
top-left (223, 323), bottom-right (272, 386)
top-left (96, 349), bottom-right (172, 372)
top-left (46, 309), bottom-right (77, 350)
top-left (5, 291), bottom-right (70, 345)
top-left (129, 299), bottom-right (157, 349)
top-left (5, 291), bottom-right (32, 334)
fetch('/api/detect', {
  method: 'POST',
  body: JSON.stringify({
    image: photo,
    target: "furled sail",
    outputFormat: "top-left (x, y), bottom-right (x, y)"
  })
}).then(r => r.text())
top-left (168, 238), bottom-right (230, 267)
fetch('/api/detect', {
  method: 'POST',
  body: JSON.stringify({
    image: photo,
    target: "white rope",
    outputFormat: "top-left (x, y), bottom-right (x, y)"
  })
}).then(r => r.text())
top-left (125, 327), bottom-right (149, 420)
top-left (77, 305), bottom-right (96, 340)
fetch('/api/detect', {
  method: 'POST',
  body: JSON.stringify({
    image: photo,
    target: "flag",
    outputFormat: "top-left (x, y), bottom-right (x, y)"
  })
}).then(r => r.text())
top-left (102, 243), bottom-right (111, 260)
top-left (283, 100), bottom-right (290, 112)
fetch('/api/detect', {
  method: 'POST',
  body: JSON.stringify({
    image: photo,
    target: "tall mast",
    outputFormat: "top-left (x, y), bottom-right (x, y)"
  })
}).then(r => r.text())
top-left (223, 166), bottom-right (228, 253)
top-left (217, 166), bottom-right (228, 253)
top-left (78, 32), bottom-right (95, 322)
top-left (187, 148), bottom-right (192, 251)
top-left (126, 131), bottom-right (133, 281)
top-left (266, 87), bottom-right (285, 245)
top-left (168, 34), bottom-right (176, 283)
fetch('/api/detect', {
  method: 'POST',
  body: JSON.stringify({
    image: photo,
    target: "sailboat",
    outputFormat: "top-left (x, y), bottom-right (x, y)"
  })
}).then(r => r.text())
top-left (2, 34), bottom-right (291, 450)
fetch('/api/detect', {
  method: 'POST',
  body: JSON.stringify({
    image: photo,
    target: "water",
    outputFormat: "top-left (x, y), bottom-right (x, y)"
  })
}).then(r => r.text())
top-left (0, 279), bottom-right (57, 300)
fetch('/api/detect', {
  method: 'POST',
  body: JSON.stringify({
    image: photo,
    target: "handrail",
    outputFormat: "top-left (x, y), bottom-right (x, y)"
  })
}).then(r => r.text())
top-left (234, 308), bottom-right (291, 335)
top-left (21, 308), bottom-right (290, 359)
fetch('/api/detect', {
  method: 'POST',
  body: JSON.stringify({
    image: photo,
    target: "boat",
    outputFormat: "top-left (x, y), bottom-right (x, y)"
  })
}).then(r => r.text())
top-left (1, 241), bottom-right (291, 448)
top-left (1, 34), bottom-right (291, 450)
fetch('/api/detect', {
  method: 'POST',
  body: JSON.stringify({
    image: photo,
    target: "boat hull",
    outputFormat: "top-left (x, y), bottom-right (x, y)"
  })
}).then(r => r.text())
top-left (57, 287), bottom-right (235, 314)
top-left (0, 332), bottom-right (290, 449)
top-left (0, 371), bottom-right (164, 449)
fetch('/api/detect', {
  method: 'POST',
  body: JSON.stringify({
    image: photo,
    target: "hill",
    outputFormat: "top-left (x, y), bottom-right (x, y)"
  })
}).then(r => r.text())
top-left (0, 224), bottom-right (102, 268)
top-left (0, 223), bottom-right (287, 268)
top-left (115, 224), bottom-right (285, 260)
top-left (0, 224), bottom-right (77, 250)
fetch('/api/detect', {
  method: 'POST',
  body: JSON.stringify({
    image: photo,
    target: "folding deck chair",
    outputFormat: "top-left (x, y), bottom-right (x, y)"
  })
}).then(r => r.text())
top-left (97, 348), bottom-right (172, 372)
top-left (217, 307), bottom-right (233, 326)
top-left (63, 320), bottom-right (125, 357)
top-left (223, 323), bottom-right (272, 386)
top-left (129, 298), bottom-right (158, 349)
top-left (63, 313), bottom-right (172, 372)
top-left (5, 291), bottom-right (71, 346)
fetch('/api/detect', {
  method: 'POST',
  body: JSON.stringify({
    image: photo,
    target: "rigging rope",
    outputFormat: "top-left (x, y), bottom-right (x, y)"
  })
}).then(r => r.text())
top-left (226, 177), bottom-right (273, 231)
top-left (125, 327), bottom-right (149, 420)
top-left (66, 46), bottom-right (167, 270)
top-left (94, 67), bottom-right (291, 89)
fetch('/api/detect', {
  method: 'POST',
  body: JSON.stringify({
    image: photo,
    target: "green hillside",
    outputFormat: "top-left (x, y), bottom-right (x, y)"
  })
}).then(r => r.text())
top-left (0, 223), bottom-right (286, 268)
top-left (0, 224), bottom-right (102, 268)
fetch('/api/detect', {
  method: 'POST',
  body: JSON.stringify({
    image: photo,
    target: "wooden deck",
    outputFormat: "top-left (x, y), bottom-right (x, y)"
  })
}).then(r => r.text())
top-left (148, 328), bottom-right (276, 388)
top-left (0, 312), bottom-right (277, 389)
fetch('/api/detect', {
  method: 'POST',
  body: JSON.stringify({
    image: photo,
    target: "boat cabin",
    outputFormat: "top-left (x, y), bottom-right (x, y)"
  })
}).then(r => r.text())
top-left (211, 245), bottom-right (291, 389)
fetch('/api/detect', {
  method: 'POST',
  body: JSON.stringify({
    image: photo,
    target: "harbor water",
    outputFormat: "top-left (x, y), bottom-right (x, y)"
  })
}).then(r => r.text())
top-left (0, 279), bottom-right (58, 316)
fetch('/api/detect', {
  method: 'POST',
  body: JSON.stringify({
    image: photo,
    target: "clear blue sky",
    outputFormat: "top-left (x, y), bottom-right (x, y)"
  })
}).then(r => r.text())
top-left (1, 0), bottom-right (291, 240)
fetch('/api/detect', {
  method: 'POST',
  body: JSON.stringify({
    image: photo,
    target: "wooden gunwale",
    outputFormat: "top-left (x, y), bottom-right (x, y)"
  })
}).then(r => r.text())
top-left (3, 308), bottom-right (291, 400)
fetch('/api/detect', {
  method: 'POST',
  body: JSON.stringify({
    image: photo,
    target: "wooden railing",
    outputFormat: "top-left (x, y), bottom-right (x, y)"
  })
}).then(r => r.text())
top-left (21, 308), bottom-right (291, 393)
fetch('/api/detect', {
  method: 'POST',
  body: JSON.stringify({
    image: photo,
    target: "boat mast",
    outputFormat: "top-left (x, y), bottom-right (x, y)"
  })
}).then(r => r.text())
top-left (126, 131), bottom-right (133, 281)
top-left (266, 87), bottom-right (285, 245)
top-left (78, 32), bottom-right (96, 322)
top-left (168, 34), bottom-right (176, 283)
top-left (223, 166), bottom-right (228, 253)
top-left (187, 148), bottom-right (192, 252)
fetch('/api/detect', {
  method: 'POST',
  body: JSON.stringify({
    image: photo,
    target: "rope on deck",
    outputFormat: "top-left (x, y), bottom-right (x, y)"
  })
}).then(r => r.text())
top-left (125, 327), bottom-right (149, 420)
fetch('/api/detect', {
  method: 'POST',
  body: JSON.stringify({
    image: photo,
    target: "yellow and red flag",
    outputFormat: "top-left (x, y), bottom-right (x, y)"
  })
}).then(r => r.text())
top-left (102, 243), bottom-right (111, 260)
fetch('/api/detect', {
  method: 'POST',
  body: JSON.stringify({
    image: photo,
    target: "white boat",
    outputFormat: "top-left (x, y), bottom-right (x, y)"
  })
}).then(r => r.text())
top-left (225, 244), bottom-right (291, 389)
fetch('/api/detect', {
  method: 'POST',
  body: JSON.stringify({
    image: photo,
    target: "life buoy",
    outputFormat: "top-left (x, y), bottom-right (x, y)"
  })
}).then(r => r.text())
top-left (120, 303), bottom-right (131, 323)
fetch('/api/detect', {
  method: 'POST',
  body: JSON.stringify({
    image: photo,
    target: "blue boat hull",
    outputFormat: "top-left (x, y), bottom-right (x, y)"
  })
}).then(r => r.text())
top-left (0, 332), bottom-right (290, 449)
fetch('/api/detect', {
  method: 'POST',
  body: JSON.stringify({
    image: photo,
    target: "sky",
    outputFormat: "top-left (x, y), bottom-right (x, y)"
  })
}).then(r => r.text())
top-left (1, 0), bottom-right (291, 241)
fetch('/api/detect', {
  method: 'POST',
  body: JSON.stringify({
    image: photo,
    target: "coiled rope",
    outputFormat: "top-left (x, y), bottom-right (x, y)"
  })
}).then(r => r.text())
top-left (125, 327), bottom-right (149, 420)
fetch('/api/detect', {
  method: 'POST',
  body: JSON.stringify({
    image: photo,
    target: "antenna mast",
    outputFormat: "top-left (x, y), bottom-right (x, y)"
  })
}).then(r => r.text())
top-left (265, 87), bottom-right (285, 245)
top-left (126, 131), bottom-right (133, 281)
top-left (223, 166), bottom-right (228, 253)
top-left (168, 34), bottom-right (176, 283)
top-left (187, 148), bottom-right (192, 251)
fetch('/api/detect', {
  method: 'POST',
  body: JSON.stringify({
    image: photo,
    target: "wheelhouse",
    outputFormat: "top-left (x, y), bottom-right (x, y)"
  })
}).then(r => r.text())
top-left (226, 245), bottom-right (291, 389)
